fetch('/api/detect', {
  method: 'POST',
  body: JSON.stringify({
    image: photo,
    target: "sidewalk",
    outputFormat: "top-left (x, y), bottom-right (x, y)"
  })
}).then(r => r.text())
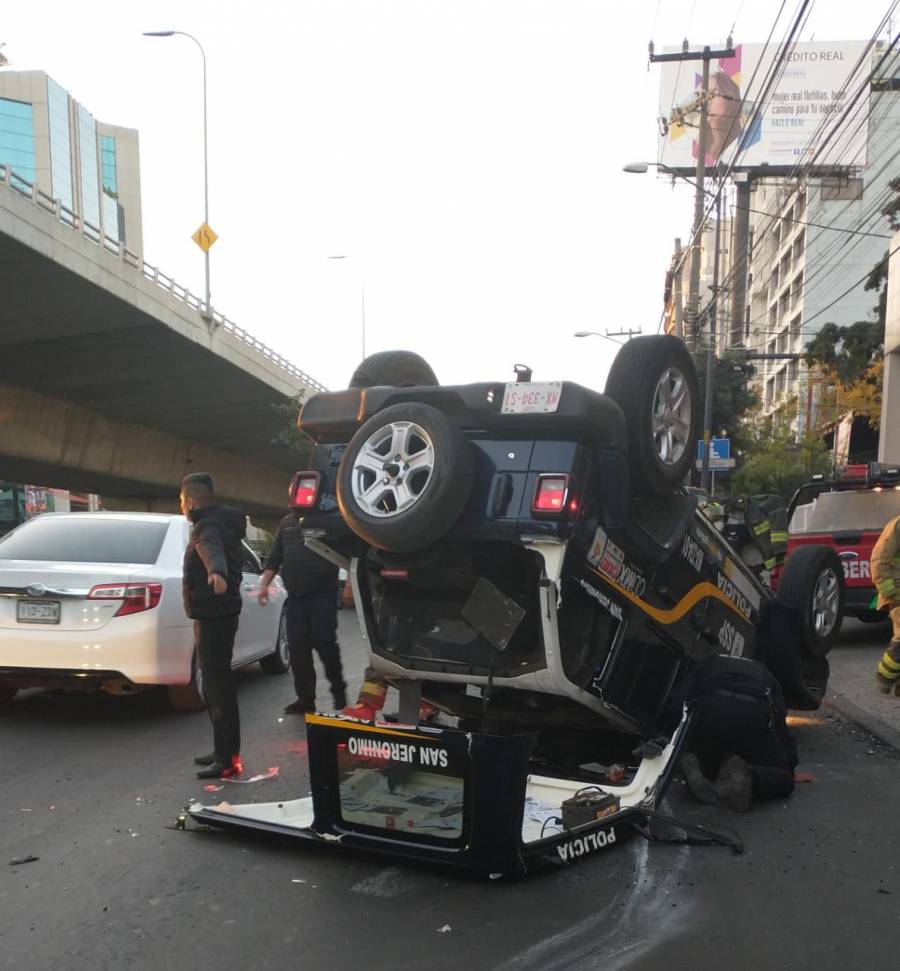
top-left (826, 630), bottom-right (900, 751)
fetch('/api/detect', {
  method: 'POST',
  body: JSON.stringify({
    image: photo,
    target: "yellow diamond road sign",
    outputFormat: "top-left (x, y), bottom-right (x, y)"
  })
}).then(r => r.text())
top-left (192, 223), bottom-right (218, 253)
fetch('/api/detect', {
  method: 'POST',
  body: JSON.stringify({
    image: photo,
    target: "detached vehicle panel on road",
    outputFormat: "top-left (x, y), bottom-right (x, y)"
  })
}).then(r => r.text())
top-left (0, 512), bottom-right (289, 709)
top-left (191, 339), bottom-right (840, 874)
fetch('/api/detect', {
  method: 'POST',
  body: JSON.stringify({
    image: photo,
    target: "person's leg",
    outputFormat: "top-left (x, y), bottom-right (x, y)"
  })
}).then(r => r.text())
top-left (876, 606), bottom-right (900, 693)
top-left (309, 587), bottom-right (346, 708)
top-left (285, 594), bottom-right (316, 710)
top-left (195, 616), bottom-right (240, 771)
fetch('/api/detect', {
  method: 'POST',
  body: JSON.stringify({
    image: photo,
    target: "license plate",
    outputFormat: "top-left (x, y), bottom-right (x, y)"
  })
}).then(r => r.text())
top-left (501, 382), bottom-right (562, 415)
top-left (17, 600), bottom-right (61, 624)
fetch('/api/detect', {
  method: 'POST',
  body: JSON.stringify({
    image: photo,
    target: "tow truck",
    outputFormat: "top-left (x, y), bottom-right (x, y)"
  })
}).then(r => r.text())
top-left (188, 339), bottom-right (840, 875)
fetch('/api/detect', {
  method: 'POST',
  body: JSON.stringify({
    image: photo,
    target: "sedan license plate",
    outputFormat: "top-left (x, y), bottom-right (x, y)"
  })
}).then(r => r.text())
top-left (17, 599), bottom-right (61, 625)
top-left (501, 382), bottom-right (562, 415)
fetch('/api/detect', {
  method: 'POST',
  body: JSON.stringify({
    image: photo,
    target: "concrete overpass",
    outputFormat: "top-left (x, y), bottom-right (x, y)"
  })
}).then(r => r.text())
top-left (0, 165), bottom-right (326, 529)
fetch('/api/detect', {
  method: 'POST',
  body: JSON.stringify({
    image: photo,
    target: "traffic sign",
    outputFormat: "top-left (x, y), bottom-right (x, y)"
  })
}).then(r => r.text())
top-left (696, 437), bottom-right (731, 462)
top-left (191, 223), bottom-right (218, 253)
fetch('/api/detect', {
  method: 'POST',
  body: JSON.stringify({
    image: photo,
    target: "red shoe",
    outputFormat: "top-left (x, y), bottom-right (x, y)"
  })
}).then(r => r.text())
top-left (342, 702), bottom-right (379, 722)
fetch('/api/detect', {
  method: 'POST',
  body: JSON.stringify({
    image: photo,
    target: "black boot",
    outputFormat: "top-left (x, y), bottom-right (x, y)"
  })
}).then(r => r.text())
top-left (332, 686), bottom-right (347, 710)
top-left (196, 756), bottom-right (242, 780)
top-left (193, 752), bottom-right (216, 766)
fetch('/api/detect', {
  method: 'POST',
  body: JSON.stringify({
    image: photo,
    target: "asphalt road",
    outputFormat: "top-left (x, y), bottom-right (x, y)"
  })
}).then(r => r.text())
top-left (2, 613), bottom-right (898, 971)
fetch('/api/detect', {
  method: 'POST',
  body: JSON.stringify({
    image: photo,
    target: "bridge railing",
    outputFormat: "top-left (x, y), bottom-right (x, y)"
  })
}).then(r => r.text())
top-left (1, 164), bottom-right (328, 394)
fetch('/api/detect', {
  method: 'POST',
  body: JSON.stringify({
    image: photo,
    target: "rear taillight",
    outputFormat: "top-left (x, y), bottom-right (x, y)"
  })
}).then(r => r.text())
top-left (88, 583), bottom-right (163, 617)
top-left (533, 474), bottom-right (569, 513)
top-left (289, 471), bottom-right (321, 509)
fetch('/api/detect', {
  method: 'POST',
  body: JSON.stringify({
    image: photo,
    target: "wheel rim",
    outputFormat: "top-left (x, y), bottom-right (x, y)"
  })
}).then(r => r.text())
top-left (812, 568), bottom-right (840, 637)
top-left (350, 420), bottom-right (435, 518)
top-left (651, 367), bottom-right (691, 466)
top-left (278, 616), bottom-right (290, 666)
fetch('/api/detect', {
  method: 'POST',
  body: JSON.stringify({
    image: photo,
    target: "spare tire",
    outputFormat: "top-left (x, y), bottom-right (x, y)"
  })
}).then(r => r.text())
top-left (349, 350), bottom-right (438, 389)
top-left (337, 402), bottom-right (473, 553)
top-left (604, 335), bottom-right (700, 495)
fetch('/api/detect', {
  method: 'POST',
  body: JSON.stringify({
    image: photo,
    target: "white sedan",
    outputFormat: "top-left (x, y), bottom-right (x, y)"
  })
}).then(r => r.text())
top-left (0, 512), bottom-right (288, 710)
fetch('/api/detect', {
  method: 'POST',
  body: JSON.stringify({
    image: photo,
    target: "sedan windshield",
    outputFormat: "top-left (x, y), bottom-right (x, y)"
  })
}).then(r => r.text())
top-left (794, 489), bottom-right (900, 534)
top-left (0, 516), bottom-right (169, 564)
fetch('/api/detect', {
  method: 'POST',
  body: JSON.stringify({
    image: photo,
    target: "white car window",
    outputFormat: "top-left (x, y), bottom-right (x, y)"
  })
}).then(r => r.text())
top-left (0, 516), bottom-right (169, 563)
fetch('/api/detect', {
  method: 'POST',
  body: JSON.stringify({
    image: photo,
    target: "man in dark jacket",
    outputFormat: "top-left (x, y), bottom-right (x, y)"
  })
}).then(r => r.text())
top-left (669, 654), bottom-right (798, 812)
top-left (259, 504), bottom-right (346, 714)
top-left (180, 473), bottom-right (246, 779)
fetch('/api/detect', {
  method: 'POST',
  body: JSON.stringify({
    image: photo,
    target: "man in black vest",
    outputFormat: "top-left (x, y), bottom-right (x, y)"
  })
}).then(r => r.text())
top-left (180, 473), bottom-right (246, 779)
top-left (259, 499), bottom-right (346, 714)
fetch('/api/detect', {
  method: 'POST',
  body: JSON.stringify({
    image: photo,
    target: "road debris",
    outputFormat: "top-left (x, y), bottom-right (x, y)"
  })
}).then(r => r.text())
top-left (9, 855), bottom-right (39, 866)
top-left (437, 925), bottom-right (452, 934)
top-left (203, 784), bottom-right (225, 793)
top-left (223, 766), bottom-right (280, 784)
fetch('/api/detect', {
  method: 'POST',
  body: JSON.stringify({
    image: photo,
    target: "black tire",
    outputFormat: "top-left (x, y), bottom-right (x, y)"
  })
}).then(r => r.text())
top-left (604, 336), bottom-right (700, 496)
top-left (766, 644), bottom-right (830, 711)
top-left (776, 545), bottom-right (844, 658)
top-left (260, 608), bottom-right (291, 674)
top-left (349, 350), bottom-right (439, 389)
top-left (337, 402), bottom-right (474, 553)
top-left (167, 652), bottom-right (207, 713)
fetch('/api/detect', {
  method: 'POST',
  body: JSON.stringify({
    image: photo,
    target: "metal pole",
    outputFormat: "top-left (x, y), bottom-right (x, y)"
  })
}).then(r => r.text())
top-left (673, 238), bottom-right (684, 339)
top-left (700, 180), bottom-right (722, 492)
top-left (200, 40), bottom-right (210, 318)
top-left (730, 174), bottom-right (751, 347)
top-left (686, 50), bottom-right (711, 351)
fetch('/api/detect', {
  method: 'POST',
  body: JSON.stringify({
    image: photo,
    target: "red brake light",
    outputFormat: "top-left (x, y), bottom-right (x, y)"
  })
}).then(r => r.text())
top-left (88, 583), bottom-right (163, 617)
top-left (533, 475), bottom-right (569, 513)
top-left (289, 471), bottom-right (320, 509)
top-left (837, 464), bottom-right (868, 481)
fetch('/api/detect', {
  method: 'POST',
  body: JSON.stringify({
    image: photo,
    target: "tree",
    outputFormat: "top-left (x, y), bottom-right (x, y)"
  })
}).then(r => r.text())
top-left (692, 350), bottom-right (760, 451)
top-left (271, 391), bottom-right (314, 460)
top-left (731, 416), bottom-right (831, 501)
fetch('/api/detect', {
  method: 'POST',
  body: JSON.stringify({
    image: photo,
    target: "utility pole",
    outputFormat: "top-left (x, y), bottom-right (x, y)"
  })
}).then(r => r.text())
top-left (651, 42), bottom-right (735, 351)
top-left (700, 184), bottom-right (723, 492)
top-left (673, 238), bottom-right (684, 339)
top-left (730, 172), bottom-right (752, 347)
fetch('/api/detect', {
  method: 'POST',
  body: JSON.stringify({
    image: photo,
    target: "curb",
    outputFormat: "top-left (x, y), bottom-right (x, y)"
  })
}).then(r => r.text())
top-left (825, 690), bottom-right (900, 753)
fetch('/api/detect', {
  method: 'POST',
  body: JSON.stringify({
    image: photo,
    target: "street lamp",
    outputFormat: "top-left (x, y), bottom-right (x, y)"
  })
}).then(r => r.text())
top-left (328, 255), bottom-right (366, 360)
top-left (143, 30), bottom-right (212, 319)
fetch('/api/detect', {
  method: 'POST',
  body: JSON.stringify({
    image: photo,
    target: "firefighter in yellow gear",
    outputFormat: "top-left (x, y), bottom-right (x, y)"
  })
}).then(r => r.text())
top-left (873, 515), bottom-right (900, 694)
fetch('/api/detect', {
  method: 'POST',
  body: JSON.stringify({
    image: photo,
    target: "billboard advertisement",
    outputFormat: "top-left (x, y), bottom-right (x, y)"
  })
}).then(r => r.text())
top-left (657, 41), bottom-right (871, 171)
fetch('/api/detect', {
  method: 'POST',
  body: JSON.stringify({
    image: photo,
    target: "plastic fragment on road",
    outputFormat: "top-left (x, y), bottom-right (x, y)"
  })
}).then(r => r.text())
top-left (9, 855), bottom-right (39, 866)
top-left (437, 925), bottom-right (452, 934)
top-left (223, 766), bottom-right (280, 784)
top-left (203, 784), bottom-right (224, 793)
top-left (291, 879), bottom-right (307, 884)
top-left (794, 772), bottom-right (816, 783)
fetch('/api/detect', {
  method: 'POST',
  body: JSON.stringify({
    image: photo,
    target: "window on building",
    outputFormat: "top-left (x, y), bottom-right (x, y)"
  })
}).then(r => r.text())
top-left (745, 305), bottom-right (751, 341)
top-left (77, 105), bottom-right (100, 232)
top-left (47, 78), bottom-right (74, 213)
top-left (791, 271), bottom-right (803, 311)
top-left (790, 312), bottom-right (802, 344)
top-left (0, 98), bottom-right (36, 185)
top-left (765, 377), bottom-right (775, 410)
top-left (820, 177), bottom-right (863, 202)
top-left (100, 135), bottom-right (118, 195)
top-left (793, 231), bottom-right (805, 262)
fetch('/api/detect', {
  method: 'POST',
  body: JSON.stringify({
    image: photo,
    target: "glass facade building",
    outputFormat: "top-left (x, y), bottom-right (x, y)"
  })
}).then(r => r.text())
top-left (47, 78), bottom-right (74, 211)
top-left (100, 135), bottom-right (117, 195)
top-left (0, 97), bottom-right (35, 183)
top-left (77, 105), bottom-right (100, 230)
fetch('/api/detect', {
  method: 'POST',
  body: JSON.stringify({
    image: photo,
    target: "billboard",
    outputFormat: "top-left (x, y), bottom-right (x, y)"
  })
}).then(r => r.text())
top-left (658, 41), bottom-right (871, 171)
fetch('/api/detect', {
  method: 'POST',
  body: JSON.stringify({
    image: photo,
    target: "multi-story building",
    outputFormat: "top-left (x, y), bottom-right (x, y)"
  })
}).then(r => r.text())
top-left (0, 70), bottom-right (142, 251)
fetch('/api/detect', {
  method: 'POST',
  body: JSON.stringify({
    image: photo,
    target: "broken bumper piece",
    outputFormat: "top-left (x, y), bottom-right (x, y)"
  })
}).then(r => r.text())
top-left (187, 711), bottom-right (690, 877)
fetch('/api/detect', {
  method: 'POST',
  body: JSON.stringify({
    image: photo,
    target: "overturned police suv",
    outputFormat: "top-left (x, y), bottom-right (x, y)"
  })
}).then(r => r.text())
top-left (188, 337), bottom-right (842, 875)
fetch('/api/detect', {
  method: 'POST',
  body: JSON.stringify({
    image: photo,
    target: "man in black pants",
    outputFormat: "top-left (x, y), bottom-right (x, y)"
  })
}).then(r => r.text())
top-left (259, 496), bottom-right (346, 715)
top-left (671, 654), bottom-right (798, 812)
top-left (180, 473), bottom-right (247, 779)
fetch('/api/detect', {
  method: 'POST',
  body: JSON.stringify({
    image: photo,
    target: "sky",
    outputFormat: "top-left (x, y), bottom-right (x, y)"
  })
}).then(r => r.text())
top-left (1, 0), bottom-right (895, 392)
